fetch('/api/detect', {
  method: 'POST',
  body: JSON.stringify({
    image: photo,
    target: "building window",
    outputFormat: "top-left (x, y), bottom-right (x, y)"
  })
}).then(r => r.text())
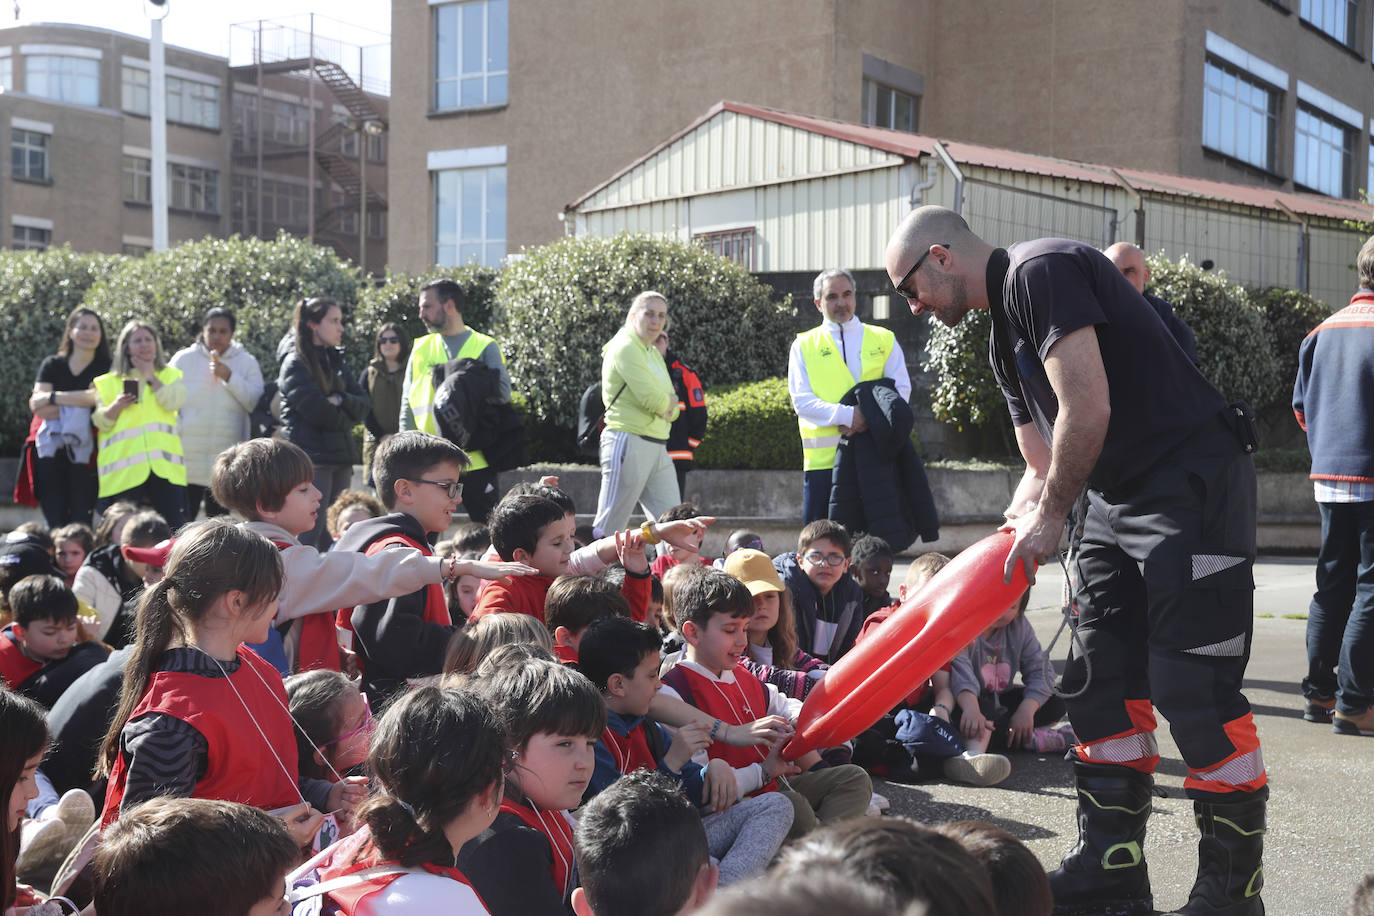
top-left (11, 129), bottom-right (49, 181)
top-left (1295, 107), bottom-right (1353, 197)
top-left (434, 0), bottom-right (508, 110)
top-left (367, 209), bottom-right (385, 238)
top-left (122, 66), bottom-right (150, 114)
top-left (121, 243), bottom-right (151, 257)
top-left (12, 225), bottom-right (50, 251)
top-left (1300, 0), bottom-right (1358, 45)
top-left (366, 132), bottom-right (385, 164)
top-left (0, 58), bottom-right (12, 92)
top-left (231, 174), bottom-right (310, 232)
top-left (694, 228), bottom-right (756, 271)
top-left (1368, 138), bottom-right (1374, 196)
top-left (861, 77), bottom-right (918, 133)
top-left (170, 164), bottom-right (219, 214)
top-left (167, 77), bottom-right (220, 130)
top-left (26, 55), bottom-right (100, 106)
top-left (1202, 60), bottom-right (1278, 171)
top-left (434, 165), bottom-right (506, 266)
top-left (122, 155), bottom-right (151, 203)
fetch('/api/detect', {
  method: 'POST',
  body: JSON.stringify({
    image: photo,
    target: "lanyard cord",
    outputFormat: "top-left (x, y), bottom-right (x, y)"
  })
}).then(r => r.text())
top-left (1043, 489), bottom-right (1092, 701)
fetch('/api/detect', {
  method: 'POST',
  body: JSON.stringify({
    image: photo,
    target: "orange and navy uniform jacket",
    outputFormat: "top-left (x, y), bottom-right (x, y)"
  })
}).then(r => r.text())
top-left (1293, 289), bottom-right (1374, 483)
top-left (314, 826), bottom-right (488, 915)
top-left (586, 708), bottom-right (711, 808)
top-left (468, 568), bottom-right (652, 623)
top-left (661, 662), bottom-right (777, 795)
top-left (457, 794), bottom-right (577, 915)
top-left (665, 351), bottom-right (707, 466)
top-left (332, 513), bottom-right (454, 704)
top-left (101, 645), bottom-right (300, 827)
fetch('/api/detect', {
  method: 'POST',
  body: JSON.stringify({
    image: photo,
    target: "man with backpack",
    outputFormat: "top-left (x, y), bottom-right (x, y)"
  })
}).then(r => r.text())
top-left (399, 278), bottom-right (510, 523)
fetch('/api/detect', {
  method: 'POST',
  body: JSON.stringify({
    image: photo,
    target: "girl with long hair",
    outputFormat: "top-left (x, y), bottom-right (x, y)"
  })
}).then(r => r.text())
top-left (363, 322), bottom-right (411, 488)
top-left (2, 690), bottom-right (48, 914)
top-left (724, 549), bottom-right (828, 700)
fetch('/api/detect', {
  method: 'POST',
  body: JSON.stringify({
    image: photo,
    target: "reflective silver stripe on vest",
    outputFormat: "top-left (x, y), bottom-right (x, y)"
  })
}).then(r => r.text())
top-left (801, 435), bottom-right (841, 450)
top-left (99, 451), bottom-right (185, 475)
top-left (144, 423), bottom-right (177, 435)
top-left (102, 427), bottom-right (147, 447)
top-left (1191, 748), bottom-right (1264, 786)
top-left (1079, 730), bottom-right (1159, 765)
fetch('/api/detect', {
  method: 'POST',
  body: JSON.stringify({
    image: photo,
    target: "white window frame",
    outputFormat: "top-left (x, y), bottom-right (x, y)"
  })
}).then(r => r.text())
top-left (432, 0), bottom-right (508, 111)
top-left (1201, 36), bottom-right (1286, 174)
top-left (1295, 106), bottom-right (1354, 197)
top-left (166, 75), bottom-right (221, 129)
top-left (122, 65), bottom-right (150, 114)
top-left (12, 216), bottom-right (52, 251)
top-left (1300, 0), bottom-right (1359, 46)
top-left (431, 145), bottom-right (506, 267)
top-left (11, 127), bottom-right (49, 181)
top-left (25, 54), bottom-right (100, 106)
top-left (169, 163), bottom-right (220, 214)
top-left (861, 77), bottom-right (919, 133)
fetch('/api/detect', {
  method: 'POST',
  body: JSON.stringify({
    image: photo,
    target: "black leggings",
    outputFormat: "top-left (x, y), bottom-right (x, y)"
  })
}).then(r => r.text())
top-left (953, 687), bottom-right (1068, 753)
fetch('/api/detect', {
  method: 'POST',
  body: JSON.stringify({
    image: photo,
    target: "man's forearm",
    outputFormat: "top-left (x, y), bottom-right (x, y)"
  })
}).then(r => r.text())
top-left (1039, 404), bottom-right (1106, 524)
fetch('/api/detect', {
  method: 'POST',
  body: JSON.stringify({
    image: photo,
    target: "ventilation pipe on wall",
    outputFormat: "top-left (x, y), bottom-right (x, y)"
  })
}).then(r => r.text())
top-left (932, 141), bottom-right (964, 216)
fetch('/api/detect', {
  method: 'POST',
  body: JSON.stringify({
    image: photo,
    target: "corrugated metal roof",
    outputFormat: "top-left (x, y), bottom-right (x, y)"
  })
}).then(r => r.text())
top-left (569, 99), bottom-right (1373, 224)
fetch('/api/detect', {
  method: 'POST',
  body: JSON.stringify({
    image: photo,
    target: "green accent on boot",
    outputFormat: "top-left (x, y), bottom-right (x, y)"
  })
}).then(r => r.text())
top-left (1244, 866), bottom-right (1264, 898)
top-left (1102, 841), bottom-right (1143, 870)
top-left (1213, 815), bottom-right (1267, 838)
top-left (1082, 789), bottom-right (1152, 816)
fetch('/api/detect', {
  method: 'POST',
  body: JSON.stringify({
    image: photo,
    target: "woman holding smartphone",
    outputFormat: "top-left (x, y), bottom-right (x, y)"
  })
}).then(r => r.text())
top-left (92, 320), bottom-right (189, 527)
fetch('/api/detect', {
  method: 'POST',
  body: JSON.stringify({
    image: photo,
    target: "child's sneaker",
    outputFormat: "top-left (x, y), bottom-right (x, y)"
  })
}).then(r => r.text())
top-left (16, 818), bottom-right (68, 876)
top-left (865, 791), bottom-right (891, 817)
top-left (944, 752), bottom-right (1011, 787)
top-left (54, 789), bottom-right (94, 849)
top-left (1304, 695), bottom-right (1336, 723)
top-left (1031, 722), bottom-right (1077, 753)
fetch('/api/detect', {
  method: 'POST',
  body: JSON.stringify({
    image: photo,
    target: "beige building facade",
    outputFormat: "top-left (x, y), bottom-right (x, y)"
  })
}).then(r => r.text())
top-left (390, 0), bottom-right (1374, 272)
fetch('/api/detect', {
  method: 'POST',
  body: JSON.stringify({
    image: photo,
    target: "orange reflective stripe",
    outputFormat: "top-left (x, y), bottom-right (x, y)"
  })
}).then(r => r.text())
top-left (1077, 727), bottom-right (1159, 771)
top-left (667, 450), bottom-right (694, 461)
top-left (1125, 699), bottom-right (1158, 734)
top-left (1184, 715), bottom-right (1267, 794)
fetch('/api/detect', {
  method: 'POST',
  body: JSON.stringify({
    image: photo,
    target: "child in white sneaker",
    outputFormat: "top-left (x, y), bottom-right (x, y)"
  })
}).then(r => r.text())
top-left (950, 590), bottom-right (1073, 757)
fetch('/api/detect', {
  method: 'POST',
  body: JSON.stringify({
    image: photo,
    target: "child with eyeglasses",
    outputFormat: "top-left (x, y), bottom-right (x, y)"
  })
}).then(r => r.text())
top-left (771, 520), bottom-right (865, 664)
top-left (286, 670), bottom-right (373, 792)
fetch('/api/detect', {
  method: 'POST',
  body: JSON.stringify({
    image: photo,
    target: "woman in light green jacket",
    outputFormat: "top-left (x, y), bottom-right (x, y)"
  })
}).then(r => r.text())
top-left (591, 291), bottom-right (682, 536)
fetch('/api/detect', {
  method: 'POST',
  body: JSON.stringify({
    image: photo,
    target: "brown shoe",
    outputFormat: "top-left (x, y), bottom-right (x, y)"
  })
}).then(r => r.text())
top-left (1333, 707), bottom-right (1374, 736)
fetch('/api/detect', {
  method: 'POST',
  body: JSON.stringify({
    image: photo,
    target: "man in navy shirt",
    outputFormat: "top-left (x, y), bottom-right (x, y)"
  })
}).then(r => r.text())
top-left (885, 206), bottom-right (1265, 916)
top-left (1104, 242), bottom-right (1199, 367)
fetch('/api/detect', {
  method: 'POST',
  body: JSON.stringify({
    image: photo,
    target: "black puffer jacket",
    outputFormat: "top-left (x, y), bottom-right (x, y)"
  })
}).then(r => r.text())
top-left (277, 345), bottom-right (370, 466)
top-left (829, 378), bottom-right (940, 552)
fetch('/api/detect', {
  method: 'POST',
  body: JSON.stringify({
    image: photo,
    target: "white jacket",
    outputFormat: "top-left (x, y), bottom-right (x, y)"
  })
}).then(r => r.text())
top-left (168, 340), bottom-right (265, 486)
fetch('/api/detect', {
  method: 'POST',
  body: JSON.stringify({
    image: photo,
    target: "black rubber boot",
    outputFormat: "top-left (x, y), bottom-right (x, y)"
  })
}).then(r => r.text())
top-left (1163, 786), bottom-right (1267, 915)
top-left (1049, 761), bottom-right (1155, 916)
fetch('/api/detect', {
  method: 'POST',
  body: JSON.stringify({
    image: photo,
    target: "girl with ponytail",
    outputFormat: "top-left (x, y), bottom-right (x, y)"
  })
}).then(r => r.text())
top-left (96, 519), bottom-right (367, 844)
top-left (304, 685), bottom-right (504, 914)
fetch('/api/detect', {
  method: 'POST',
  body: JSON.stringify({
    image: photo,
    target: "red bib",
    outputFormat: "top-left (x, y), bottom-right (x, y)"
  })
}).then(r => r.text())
top-left (101, 646), bottom-right (300, 826)
top-left (601, 722), bottom-right (657, 774)
top-left (500, 797), bottom-right (575, 900)
top-left (662, 663), bottom-right (776, 792)
top-left (0, 626), bottom-right (42, 690)
top-left (315, 827), bottom-right (486, 915)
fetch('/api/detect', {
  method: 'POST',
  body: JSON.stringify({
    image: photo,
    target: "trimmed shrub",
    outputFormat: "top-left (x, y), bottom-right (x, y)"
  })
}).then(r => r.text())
top-left (693, 377), bottom-right (801, 471)
top-left (921, 307), bottom-right (1003, 431)
top-left (1146, 253), bottom-right (1281, 408)
top-left (82, 233), bottom-right (360, 382)
top-left (353, 265), bottom-right (501, 355)
top-left (0, 247), bottom-right (124, 452)
top-left (1250, 286), bottom-right (1332, 400)
top-left (493, 233), bottom-right (793, 433)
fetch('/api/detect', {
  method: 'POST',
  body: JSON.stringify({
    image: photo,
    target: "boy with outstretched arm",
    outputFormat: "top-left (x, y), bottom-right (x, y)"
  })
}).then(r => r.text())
top-left (658, 568), bottom-right (873, 838)
top-left (211, 437), bottom-right (532, 675)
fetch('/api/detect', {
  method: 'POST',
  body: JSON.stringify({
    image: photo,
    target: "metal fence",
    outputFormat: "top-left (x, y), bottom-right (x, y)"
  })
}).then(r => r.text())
top-left (965, 178), bottom-right (1119, 249)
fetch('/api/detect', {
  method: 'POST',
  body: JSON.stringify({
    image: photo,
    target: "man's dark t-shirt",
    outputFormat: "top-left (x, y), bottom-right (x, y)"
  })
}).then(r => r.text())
top-left (987, 239), bottom-right (1226, 490)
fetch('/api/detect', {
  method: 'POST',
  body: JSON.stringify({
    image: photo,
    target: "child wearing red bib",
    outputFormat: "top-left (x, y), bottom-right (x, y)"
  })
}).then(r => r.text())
top-left (96, 520), bottom-right (366, 843)
top-left (459, 656), bottom-right (607, 915)
top-left (300, 686), bottom-right (501, 915)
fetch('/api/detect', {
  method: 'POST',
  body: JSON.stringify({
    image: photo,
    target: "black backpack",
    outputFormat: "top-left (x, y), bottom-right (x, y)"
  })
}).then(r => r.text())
top-left (577, 381), bottom-right (624, 458)
top-left (432, 358), bottom-right (527, 470)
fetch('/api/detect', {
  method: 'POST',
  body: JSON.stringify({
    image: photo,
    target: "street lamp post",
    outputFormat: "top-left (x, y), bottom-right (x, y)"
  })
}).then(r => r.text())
top-left (146, 0), bottom-right (170, 251)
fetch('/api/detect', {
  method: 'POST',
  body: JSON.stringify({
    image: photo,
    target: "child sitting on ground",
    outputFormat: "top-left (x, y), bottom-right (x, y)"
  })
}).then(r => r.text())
top-left (471, 494), bottom-right (651, 623)
top-left (72, 510), bottom-right (170, 648)
top-left (724, 549), bottom-right (827, 701)
top-left (96, 520), bottom-right (366, 843)
top-left (93, 797), bottom-right (299, 916)
top-left (934, 820), bottom-right (1053, 916)
top-left (212, 437), bottom-right (531, 678)
top-left (849, 534), bottom-right (895, 617)
top-left (650, 503), bottom-right (713, 578)
top-left (546, 575), bottom-right (632, 664)
top-left (52, 523), bottom-right (94, 588)
top-left (579, 615), bottom-right (793, 885)
top-left (301, 686), bottom-right (503, 915)
top-left (573, 770), bottom-right (719, 916)
top-left (327, 489), bottom-right (385, 542)
top-left (458, 656), bottom-right (607, 914)
top-left (285, 670), bottom-right (373, 788)
top-left (773, 520), bottom-right (865, 663)
top-left (0, 574), bottom-right (107, 708)
top-left (658, 568), bottom-right (872, 839)
top-left (952, 590), bottom-right (1073, 755)
top-left (443, 612), bottom-right (555, 677)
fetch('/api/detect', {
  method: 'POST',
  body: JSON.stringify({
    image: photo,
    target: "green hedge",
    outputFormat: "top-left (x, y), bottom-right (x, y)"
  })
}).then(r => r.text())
top-left (921, 307), bottom-right (1004, 431)
top-left (354, 265), bottom-right (500, 358)
top-left (0, 247), bottom-right (123, 452)
top-left (493, 234), bottom-right (794, 435)
top-left (82, 233), bottom-right (360, 382)
top-left (693, 377), bottom-right (801, 471)
top-left (1251, 285), bottom-right (1331, 397)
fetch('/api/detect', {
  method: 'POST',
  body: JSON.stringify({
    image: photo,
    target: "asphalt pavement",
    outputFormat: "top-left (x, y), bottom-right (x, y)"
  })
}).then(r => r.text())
top-left (878, 555), bottom-right (1372, 916)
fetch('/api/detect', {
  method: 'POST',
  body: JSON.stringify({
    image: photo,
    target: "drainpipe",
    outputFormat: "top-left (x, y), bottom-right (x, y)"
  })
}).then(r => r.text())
top-left (1274, 199), bottom-right (1309, 293)
top-left (1110, 168), bottom-right (1144, 248)
top-left (933, 141), bottom-right (964, 216)
top-left (909, 158), bottom-right (938, 209)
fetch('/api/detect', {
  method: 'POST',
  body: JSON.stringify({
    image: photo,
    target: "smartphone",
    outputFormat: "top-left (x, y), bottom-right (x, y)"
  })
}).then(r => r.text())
top-left (123, 378), bottom-right (139, 399)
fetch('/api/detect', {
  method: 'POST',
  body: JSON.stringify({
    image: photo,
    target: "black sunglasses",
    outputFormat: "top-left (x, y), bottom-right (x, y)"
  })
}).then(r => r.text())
top-left (894, 242), bottom-right (951, 300)
top-left (378, 336), bottom-right (401, 344)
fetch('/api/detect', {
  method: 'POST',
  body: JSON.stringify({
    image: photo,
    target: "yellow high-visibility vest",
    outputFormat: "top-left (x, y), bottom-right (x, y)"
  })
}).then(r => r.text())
top-left (93, 367), bottom-right (187, 496)
top-left (795, 324), bottom-right (895, 471)
top-left (405, 330), bottom-right (499, 471)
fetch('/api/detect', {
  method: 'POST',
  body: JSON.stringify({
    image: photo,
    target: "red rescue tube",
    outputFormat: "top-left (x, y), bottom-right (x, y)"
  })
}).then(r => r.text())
top-left (783, 530), bottom-right (1034, 759)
